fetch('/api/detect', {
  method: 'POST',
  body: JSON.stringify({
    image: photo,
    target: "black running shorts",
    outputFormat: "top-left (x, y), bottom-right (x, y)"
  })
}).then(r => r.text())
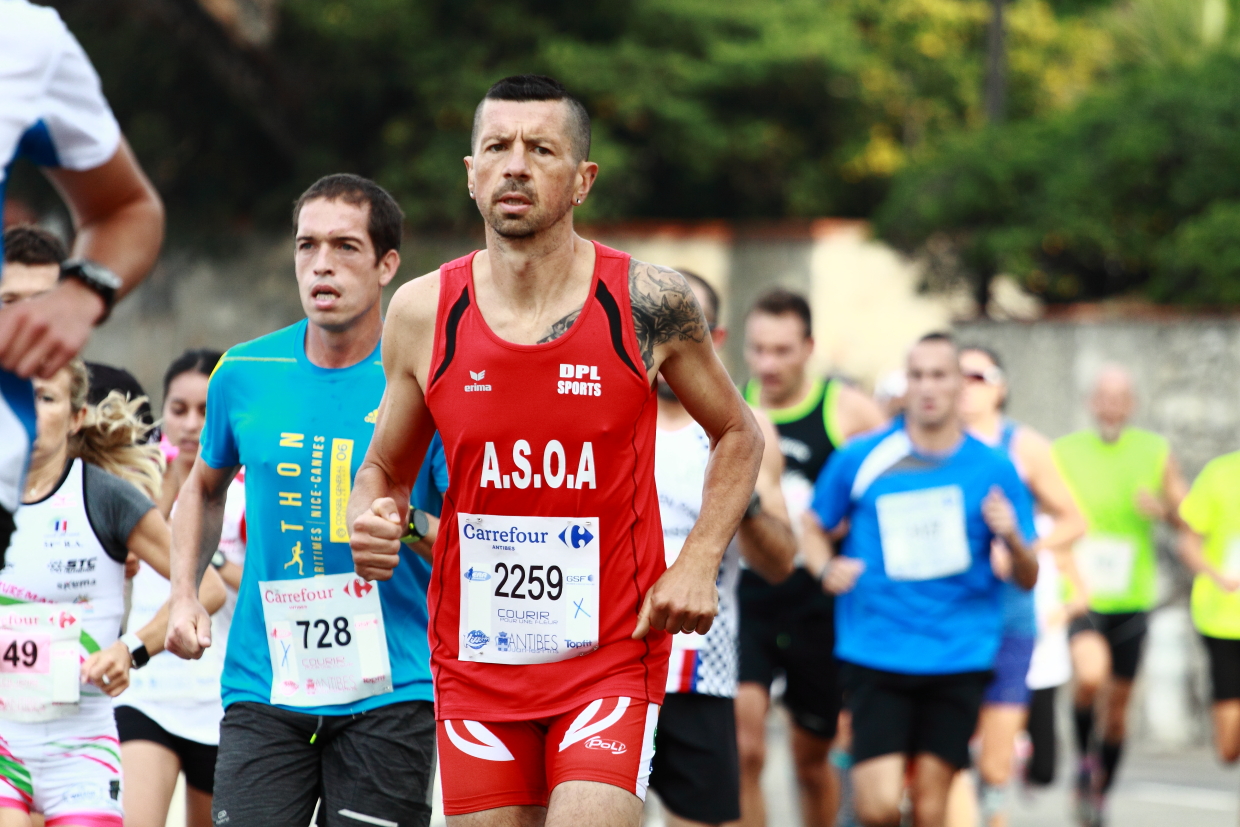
top-left (842, 663), bottom-right (991, 769)
top-left (738, 568), bottom-right (840, 740)
top-left (115, 705), bottom-right (218, 794)
top-left (1068, 610), bottom-right (1149, 680)
top-left (649, 693), bottom-right (740, 824)
top-left (1202, 635), bottom-right (1240, 702)
top-left (212, 700), bottom-right (435, 827)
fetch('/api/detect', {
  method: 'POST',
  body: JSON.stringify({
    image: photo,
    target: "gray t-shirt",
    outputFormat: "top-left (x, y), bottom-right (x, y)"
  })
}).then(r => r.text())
top-left (82, 462), bottom-right (155, 563)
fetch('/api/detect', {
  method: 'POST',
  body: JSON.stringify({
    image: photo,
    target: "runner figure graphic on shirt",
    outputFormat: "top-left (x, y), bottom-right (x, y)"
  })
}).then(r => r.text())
top-left (284, 541), bottom-right (305, 575)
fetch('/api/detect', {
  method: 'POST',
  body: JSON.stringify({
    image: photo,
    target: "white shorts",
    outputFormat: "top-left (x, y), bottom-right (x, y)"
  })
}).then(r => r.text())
top-left (0, 701), bottom-right (123, 826)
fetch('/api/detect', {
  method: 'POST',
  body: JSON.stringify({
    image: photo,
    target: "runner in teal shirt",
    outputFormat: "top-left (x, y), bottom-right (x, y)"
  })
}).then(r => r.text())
top-left (200, 317), bottom-right (433, 714)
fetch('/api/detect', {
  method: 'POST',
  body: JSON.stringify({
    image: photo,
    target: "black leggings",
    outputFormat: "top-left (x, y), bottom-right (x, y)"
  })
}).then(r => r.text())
top-left (1025, 686), bottom-right (1057, 786)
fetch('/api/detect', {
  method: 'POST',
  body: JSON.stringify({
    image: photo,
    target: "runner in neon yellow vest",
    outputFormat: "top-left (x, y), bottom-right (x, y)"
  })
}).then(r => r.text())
top-left (1051, 366), bottom-right (1187, 827)
top-left (1177, 452), bottom-right (1240, 767)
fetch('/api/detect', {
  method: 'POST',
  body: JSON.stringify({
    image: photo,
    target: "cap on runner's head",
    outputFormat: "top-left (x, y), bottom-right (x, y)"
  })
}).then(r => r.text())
top-left (473, 75), bottom-right (591, 162)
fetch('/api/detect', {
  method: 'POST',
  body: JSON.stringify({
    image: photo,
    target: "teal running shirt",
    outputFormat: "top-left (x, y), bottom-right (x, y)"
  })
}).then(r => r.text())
top-left (200, 320), bottom-right (433, 714)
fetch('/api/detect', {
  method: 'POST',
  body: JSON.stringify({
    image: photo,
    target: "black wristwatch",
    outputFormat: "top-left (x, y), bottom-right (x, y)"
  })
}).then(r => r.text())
top-left (742, 490), bottom-right (763, 521)
top-left (120, 633), bottom-right (150, 669)
top-left (401, 508), bottom-right (430, 544)
top-left (60, 259), bottom-right (121, 324)
top-left (211, 550), bottom-right (227, 570)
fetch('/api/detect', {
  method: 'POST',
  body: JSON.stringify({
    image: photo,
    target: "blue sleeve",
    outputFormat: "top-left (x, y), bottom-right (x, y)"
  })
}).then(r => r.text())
top-left (199, 362), bottom-right (239, 469)
top-left (811, 448), bottom-right (854, 532)
top-left (411, 433), bottom-right (446, 518)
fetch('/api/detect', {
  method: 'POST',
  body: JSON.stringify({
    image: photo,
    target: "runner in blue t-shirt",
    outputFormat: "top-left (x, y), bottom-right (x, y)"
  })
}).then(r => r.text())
top-left (805, 332), bottom-right (1038, 827)
top-left (166, 174), bottom-right (436, 827)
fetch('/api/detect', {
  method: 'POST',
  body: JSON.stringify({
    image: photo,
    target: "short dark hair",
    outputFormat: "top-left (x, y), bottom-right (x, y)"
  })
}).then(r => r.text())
top-left (960, 344), bottom-right (1004, 372)
top-left (919, 331), bottom-right (957, 347)
top-left (748, 288), bottom-right (811, 338)
top-left (292, 174), bottom-right (404, 263)
top-left (472, 75), bottom-right (591, 162)
top-left (3, 225), bottom-right (67, 266)
top-left (677, 269), bottom-right (719, 329)
top-left (163, 348), bottom-right (223, 398)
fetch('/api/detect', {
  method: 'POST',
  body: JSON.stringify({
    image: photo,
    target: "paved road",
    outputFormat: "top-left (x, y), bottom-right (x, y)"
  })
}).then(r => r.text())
top-left (162, 702), bottom-right (1236, 826)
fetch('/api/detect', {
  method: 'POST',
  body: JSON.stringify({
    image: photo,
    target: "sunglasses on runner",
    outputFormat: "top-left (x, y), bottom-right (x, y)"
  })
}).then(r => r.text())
top-left (963, 367), bottom-right (1004, 385)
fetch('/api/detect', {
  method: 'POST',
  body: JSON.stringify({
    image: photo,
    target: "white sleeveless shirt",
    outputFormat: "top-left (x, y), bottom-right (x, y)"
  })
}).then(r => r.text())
top-left (655, 421), bottom-right (740, 698)
top-left (117, 475), bottom-right (245, 745)
top-left (0, 459), bottom-right (129, 716)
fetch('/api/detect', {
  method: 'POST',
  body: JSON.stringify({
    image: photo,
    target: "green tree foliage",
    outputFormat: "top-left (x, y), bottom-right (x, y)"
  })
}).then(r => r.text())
top-left (35, 0), bottom-right (1108, 234)
top-left (875, 50), bottom-right (1240, 304)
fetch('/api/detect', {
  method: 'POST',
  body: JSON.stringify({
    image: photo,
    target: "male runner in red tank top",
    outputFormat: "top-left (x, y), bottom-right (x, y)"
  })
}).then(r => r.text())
top-left (347, 75), bottom-right (764, 826)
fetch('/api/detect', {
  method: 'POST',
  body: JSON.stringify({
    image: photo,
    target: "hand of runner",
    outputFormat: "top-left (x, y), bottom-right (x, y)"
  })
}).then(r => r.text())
top-left (982, 486), bottom-right (1017, 542)
top-left (351, 497), bottom-right (404, 581)
top-left (1134, 487), bottom-right (1165, 520)
top-left (0, 280), bottom-right (104, 378)
top-left (632, 555), bottom-right (719, 638)
top-left (81, 641), bottom-right (132, 697)
top-left (166, 593), bottom-right (212, 660)
top-left (1213, 570), bottom-right (1240, 593)
top-left (821, 557), bottom-right (865, 595)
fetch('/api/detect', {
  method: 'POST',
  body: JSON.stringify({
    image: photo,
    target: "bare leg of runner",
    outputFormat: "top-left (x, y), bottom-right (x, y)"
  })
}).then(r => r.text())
top-left (732, 683), bottom-right (769, 827)
top-left (851, 754), bottom-right (904, 827)
top-left (545, 781), bottom-right (642, 827)
top-left (1070, 631), bottom-right (1110, 748)
top-left (119, 741), bottom-right (181, 827)
top-left (0, 810), bottom-right (31, 827)
top-left (1212, 699), bottom-right (1240, 763)
top-left (185, 783), bottom-right (214, 827)
top-left (791, 726), bottom-right (838, 827)
top-left (910, 754), bottom-right (957, 827)
top-left (447, 805), bottom-right (544, 827)
top-left (976, 705), bottom-right (1029, 827)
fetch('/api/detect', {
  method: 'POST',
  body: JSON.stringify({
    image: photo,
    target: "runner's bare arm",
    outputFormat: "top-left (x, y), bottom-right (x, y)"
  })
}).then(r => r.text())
top-left (166, 459), bottom-right (237, 659)
top-left (1162, 452), bottom-right (1189, 530)
top-left (630, 260), bottom-right (764, 638)
top-left (85, 499), bottom-right (227, 692)
top-left (349, 273), bottom-right (441, 581)
top-left (0, 140), bottom-right (165, 379)
top-left (836, 381), bottom-right (888, 439)
top-left (1017, 427), bottom-right (1087, 553)
top-left (804, 510), bottom-right (866, 594)
top-left (737, 410), bottom-right (795, 584)
top-left (983, 487), bottom-right (1039, 589)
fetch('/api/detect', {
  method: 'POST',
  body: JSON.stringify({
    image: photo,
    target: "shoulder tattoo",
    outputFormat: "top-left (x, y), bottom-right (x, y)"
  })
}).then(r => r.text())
top-left (537, 306), bottom-right (582, 344)
top-left (628, 259), bottom-right (708, 372)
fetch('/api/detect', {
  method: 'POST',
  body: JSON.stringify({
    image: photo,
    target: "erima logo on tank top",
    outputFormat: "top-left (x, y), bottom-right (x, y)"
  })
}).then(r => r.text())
top-left (465, 369), bottom-right (491, 392)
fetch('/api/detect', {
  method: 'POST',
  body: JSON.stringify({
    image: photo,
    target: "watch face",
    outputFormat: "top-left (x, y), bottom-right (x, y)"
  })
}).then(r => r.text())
top-left (212, 550), bottom-right (226, 568)
top-left (413, 509), bottom-right (430, 537)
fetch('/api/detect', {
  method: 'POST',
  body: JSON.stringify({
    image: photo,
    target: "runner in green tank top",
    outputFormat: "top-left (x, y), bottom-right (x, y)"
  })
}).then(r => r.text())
top-left (1052, 366), bottom-right (1187, 827)
top-left (1176, 452), bottom-right (1240, 769)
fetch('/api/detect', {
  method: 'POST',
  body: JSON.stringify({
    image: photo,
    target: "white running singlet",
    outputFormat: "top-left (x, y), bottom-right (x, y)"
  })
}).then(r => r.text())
top-left (0, 459), bottom-right (131, 825)
top-left (117, 475), bottom-right (246, 745)
top-left (655, 421), bottom-right (740, 698)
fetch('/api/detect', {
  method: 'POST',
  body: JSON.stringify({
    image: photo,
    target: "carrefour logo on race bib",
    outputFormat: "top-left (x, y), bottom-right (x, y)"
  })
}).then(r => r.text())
top-left (558, 525), bottom-right (594, 548)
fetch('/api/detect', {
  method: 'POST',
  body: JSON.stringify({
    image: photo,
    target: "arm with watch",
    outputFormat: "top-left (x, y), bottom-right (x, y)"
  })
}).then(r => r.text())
top-left (81, 508), bottom-right (227, 697)
top-left (0, 140), bottom-right (164, 379)
top-left (736, 411), bottom-right (796, 585)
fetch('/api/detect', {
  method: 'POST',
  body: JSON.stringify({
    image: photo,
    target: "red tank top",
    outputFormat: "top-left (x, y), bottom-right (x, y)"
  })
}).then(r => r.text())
top-left (424, 241), bottom-right (670, 721)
